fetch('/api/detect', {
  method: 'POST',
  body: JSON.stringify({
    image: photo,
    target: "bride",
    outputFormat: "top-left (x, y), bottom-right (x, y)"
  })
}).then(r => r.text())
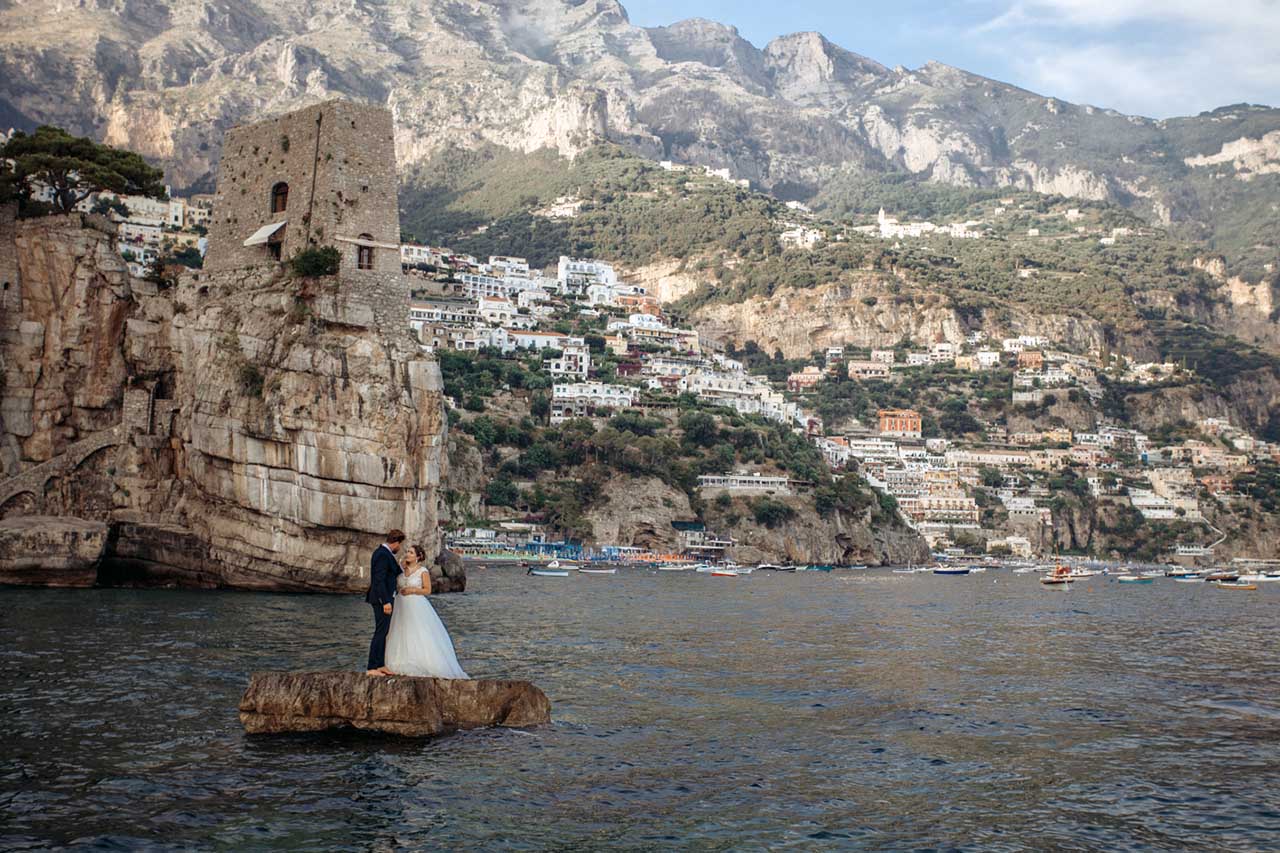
top-left (380, 544), bottom-right (469, 679)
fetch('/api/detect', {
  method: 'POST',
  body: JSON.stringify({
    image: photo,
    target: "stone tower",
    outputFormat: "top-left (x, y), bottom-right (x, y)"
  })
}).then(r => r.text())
top-left (204, 99), bottom-right (401, 277)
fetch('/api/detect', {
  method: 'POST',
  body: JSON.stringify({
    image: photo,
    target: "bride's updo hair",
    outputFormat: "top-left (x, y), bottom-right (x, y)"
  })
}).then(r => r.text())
top-left (410, 544), bottom-right (427, 563)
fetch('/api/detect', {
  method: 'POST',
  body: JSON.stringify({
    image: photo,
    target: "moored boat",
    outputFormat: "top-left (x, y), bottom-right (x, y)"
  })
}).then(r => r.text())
top-left (1041, 557), bottom-right (1074, 586)
top-left (710, 568), bottom-right (739, 577)
top-left (1116, 575), bottom-right (1154, 584)
top-left (578, 568), bottom-right (617, 575)
top-left (528, 568), bottom-right (569, 577)
top-left (1166, 568), bottom-right (1203, 578)
top-left (1214, 581), bottom-right (1257, 590)
top-left (933, 566), bottom-right (971, 575)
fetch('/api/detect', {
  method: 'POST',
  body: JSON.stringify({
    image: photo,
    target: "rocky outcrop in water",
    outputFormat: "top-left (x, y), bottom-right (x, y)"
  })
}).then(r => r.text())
top-left (0, 209), bottom-right (457, 593)
top-left (0, 516), bottom-right (107, 587)
top-left (238, 670), bottom-right (551, 737)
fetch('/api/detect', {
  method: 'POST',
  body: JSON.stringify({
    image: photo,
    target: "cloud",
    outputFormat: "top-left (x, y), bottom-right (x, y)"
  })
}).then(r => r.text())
top-left (972, 1), bottom-right (1280, 116)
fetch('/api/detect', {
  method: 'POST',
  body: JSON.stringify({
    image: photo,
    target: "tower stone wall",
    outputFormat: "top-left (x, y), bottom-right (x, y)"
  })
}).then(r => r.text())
top-left (204, 100), bottom-right (401, 277)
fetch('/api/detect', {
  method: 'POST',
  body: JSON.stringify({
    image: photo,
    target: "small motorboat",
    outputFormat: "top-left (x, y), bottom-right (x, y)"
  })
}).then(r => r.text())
top-left (578, 567), bottom-right (617, 575)
top-left (1040, 560), bottom-right (1074, 585)
top-left (528, 568), bottom-right (569, 577)
top-left (1204, 570), bottom-right (1240, 583)
top-left (933, 566), bottom-right (971, 575)
top-left (1166, 569), bottom-right (1203, 578)
top-left (1116, 575), bottom-right (1154, 584)
top-left (801, 564), bottom-right (834, 572)
top-left (710, 568), bottom-right (739, 577)
top-left (1173, 577), bottom-right (1204, 583)
top-left (657, 564), bottom-right (692, 571)
top-left (756, 564), bottom-right (795, 572)
top-left (1214, 581), bottom-right (1257, 590)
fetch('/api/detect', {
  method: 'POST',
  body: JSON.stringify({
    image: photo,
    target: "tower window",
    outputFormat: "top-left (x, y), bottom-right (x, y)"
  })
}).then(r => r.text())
top-left (270, 182), bottom-right (289, 213)
top-left (357, 234), bottom-right (374, 270)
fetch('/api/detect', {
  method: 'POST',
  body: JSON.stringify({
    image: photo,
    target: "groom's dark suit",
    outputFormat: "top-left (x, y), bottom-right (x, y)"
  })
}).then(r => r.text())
top-left (365, 544), bottom-right (402, 670)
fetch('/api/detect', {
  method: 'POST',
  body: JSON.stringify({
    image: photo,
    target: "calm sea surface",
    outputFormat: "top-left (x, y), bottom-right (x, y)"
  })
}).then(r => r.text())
top-left (1, 568), bottom-right (1278, 851)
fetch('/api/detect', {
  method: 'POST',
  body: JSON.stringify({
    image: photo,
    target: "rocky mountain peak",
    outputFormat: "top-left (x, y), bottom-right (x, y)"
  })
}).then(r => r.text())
top-left (0, 0), bottom-right (1277, 261)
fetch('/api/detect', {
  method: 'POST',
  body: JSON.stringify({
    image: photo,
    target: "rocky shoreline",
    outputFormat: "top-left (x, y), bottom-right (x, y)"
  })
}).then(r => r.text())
top-left (0, 209), bottom-right (455, 593)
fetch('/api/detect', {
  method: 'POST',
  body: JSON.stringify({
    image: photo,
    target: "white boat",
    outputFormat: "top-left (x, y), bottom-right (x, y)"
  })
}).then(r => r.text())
top-left (1239, 573), bottom-right (1280, 583)
top-left (1173, 577), bottom-right (1204, 583)
top-left (578, 567), bottom-right (617, 575)
top-left (710, 568), bottom-right (739, 577)
top-left (657, 563), bottom-right (693, 571)
top-left (528, 568), bottom-right (569, 577)
top-left (547, 559), bottom-right (579, 570)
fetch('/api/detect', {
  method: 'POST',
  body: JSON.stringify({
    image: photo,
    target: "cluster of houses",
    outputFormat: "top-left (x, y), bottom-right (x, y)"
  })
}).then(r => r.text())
top-left (21, 181), bottom-right (212, 277)
top-left (847, 208), bottom-right (985, 241)
top-left (399, 240), bottom-right (1272, 558)
top-left (658, 160), bottom-right (750, 189)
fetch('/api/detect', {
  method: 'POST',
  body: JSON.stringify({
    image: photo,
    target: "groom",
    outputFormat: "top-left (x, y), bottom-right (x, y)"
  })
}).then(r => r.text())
top-left (365, 528), bottom-right (406, 675)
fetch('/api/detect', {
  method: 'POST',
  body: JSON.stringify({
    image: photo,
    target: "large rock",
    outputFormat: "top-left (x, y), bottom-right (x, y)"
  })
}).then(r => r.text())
top-left (0, 210), bottom-right (458, 593)
top-left (238, 670), bottom-right (550, 737)
top-left (0, 515), bottom-right (107, 586)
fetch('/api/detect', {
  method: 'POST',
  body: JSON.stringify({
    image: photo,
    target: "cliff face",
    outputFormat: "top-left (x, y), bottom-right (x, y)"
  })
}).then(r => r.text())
top-left (718, 503), bottom-right (929, 567)
top-left (0, 212), bottom-right (454, 592)
top-left (690, 277), bottom-right (1116, 361)
top-left (0, 215), bottom-right (131, 472)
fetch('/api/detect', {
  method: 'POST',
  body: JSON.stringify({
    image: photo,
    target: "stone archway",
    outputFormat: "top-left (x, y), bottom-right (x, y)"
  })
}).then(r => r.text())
top-left (0, 490), bottom-right (40, 519)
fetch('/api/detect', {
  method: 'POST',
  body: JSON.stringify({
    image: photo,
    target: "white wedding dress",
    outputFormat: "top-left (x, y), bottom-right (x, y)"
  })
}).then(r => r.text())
top-left (384, 569), bottom-right (469, 679)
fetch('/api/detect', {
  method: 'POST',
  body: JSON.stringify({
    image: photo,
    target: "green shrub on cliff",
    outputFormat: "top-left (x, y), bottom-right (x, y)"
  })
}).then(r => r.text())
top-left (751, 497), bottom-right (796, 528)
top-left (289, 246), bottom-right (341, 277)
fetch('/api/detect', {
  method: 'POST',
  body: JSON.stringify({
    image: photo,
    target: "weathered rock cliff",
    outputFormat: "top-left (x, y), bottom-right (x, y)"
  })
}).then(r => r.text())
top-left (719, 501), bottom-right (929, 567)
top-left (690, 278), bottom-right (1117, 361)
top-left (0, 212), bottom-right (456, 593)
top-left (0, 516), bottom-right (108, 587)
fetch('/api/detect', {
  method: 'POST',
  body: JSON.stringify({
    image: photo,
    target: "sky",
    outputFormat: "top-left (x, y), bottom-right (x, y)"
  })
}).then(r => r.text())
top-left (624, 0), bottom-right (1280, 119)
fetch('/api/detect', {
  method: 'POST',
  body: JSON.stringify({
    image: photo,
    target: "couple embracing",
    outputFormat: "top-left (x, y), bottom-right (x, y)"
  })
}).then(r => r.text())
top-left (365, 529), bottom-right (468, 679)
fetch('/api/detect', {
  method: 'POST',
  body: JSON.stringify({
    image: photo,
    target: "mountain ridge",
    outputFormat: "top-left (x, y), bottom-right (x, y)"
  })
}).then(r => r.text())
top-left (0, 0), bottom-right (1277, 270)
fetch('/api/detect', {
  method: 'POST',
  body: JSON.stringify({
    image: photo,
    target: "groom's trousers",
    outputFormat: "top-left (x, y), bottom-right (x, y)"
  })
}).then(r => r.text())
top-left (367, 604), bottom-right (392, 670)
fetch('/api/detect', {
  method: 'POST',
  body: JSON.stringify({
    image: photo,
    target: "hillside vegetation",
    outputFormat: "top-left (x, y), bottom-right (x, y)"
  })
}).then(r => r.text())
top-left (400, 144), bottom-right (1278, 349)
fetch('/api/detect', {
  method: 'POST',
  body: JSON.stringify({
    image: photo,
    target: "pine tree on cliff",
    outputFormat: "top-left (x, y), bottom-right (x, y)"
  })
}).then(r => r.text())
top-left (1, 126), bottom-right (166, 213)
